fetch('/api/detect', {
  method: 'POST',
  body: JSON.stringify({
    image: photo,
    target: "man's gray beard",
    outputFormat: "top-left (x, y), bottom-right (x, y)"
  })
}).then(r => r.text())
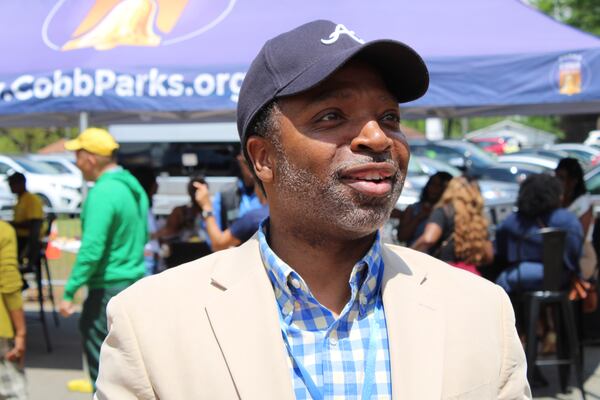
top-left (271, 141), bottom-right (404, 240)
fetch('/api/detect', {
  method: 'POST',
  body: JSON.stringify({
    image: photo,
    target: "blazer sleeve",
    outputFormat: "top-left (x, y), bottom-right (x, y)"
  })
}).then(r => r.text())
top-left (496, 285), bottom-right (532, 400)
top-left (94, 296), bottom-right (156, 400)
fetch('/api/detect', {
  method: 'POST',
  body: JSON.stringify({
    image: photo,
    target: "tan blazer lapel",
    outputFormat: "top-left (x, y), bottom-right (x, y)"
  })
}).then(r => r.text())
top-left (382, 245), bottom-right (445, 400)
top-left (205, 237), bottom-right (295, 400)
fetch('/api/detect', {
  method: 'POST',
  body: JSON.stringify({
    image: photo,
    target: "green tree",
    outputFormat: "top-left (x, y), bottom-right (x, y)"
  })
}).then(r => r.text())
top-left (0, 127), bottom-right (74, 154)
top-left (530, 0), bottom-right (600, 36)
top-left (448, 116), bottom-right (562, 139)
top-left (403, 116), bottom-right (563, 139)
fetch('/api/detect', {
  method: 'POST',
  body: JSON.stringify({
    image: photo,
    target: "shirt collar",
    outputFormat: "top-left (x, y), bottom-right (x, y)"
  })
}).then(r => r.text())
top-left (258, 218), bottom-right (384, 319)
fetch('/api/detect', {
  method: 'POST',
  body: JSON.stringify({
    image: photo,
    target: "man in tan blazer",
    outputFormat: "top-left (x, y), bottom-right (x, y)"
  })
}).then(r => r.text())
top-left (95, 20), bottom-right (531, 399)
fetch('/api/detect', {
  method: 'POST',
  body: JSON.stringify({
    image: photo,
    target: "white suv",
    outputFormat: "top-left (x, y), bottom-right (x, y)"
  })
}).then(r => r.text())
top-left (28, 154), bottom-right (81, 178)
top-left (584, 130), bottom-right (600, 147)
top-left (0, 155), bottom-right (82, 211)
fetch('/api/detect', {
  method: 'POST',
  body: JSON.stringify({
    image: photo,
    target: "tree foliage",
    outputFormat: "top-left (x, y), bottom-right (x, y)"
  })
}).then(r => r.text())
top-left (0, 127), bottom-right (75, 154)
top-left (403, 115), bottom-right (562, 139)
top-left (530, 0), bottom-right (600, 36)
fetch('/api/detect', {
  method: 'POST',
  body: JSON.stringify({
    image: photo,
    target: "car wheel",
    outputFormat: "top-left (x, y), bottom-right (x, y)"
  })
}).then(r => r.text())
top-left (36, 193), bottom-right (53, 209)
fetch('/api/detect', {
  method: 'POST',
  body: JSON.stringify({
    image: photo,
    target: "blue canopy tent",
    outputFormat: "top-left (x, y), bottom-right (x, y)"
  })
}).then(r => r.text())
top-left (0, 0), bottom-right (599, 127)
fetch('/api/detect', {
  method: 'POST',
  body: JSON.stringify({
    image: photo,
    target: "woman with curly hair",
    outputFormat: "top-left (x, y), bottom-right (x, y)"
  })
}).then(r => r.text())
top-left (411, 176), bottom-right (493, 275)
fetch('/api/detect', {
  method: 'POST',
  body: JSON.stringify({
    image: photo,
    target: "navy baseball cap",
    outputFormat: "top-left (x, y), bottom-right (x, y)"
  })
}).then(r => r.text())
top-left (237, 19), bottom-right (429, 144)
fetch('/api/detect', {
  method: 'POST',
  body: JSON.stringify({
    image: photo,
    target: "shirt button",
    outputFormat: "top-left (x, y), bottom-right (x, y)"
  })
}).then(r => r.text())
top-left (290, 278), bottom-right (301, 289)
top-left (329, 337), bottom-right (338, 346)
top-left (359, 295), bottom-right (368, 305)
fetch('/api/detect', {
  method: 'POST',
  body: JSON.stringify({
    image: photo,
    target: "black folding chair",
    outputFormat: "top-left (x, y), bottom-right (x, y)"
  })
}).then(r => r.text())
top-left (522, 228), bottom-right (585, 398)
top-left (20, 215), bottom-right (59, 353)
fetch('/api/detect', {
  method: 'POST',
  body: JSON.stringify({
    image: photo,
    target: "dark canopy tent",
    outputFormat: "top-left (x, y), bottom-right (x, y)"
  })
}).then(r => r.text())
top-left (0, 0), bottom-right (599, 127)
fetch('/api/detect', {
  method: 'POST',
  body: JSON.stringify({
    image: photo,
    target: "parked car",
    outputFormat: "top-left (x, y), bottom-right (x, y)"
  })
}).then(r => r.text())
top-left (0, 155), bottom-right (82, 211)
top-left (28, 154), bottom-right (81, 178)
top-left (550, 143), bottom-right (600, 168)
top-left (409, 140), bottom-right (539, 184)
top-left (413, 156), bottom-right (462, 176)
top-left (497, 153), bottom-right (558, 172)
top-left (0, 187), bottom-right (14, 210)
top-left (469, 136), bottom-right (520, 155)
top-left (513, 148), bottom-right (570, 160)
top-left (400, 155), bottom-right (517, 215)
top-left (584, 130), bottom-right (600, 148)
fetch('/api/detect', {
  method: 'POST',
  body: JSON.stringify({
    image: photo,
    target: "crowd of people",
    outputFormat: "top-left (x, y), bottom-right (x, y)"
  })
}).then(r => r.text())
top-left (395, 159), bottom-right (596, 288)
top-left (1, 135), bottom-right (595, 397)
top-left (399, 163), bottom-right (595, 291)
top-left (396, 157), bottom-right (597, 380)
top-left (0, 126), bottom-right (270, 397)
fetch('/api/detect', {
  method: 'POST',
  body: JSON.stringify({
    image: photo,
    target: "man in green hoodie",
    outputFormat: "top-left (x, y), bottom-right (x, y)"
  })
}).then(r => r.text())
top-left (60, 127), bottom-right (148, 389)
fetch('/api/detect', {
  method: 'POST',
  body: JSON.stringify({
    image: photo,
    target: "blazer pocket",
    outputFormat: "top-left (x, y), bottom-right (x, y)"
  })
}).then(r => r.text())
top-left (443, 383), bottom-right (493, 400)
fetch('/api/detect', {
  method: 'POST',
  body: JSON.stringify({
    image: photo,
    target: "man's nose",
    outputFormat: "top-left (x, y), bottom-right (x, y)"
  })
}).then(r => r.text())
top-left (350, 120), bottom-right (393, 153)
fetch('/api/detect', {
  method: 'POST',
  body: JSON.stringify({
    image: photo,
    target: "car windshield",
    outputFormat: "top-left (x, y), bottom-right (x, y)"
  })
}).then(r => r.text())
top-left (407, 157), bottom-right (427, 176)
top-left (43, 161), bottom-right (72, 174)
top-left (442, 141), bottom-right (497, 168)
top-left (418, 157), bottom-right (461, 176)
top-left (14, 158), bottom-right (61, 174)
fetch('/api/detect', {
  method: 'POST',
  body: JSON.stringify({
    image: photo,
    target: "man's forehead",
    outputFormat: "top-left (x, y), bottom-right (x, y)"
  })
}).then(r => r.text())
top-left (284, 62), bottom-right (398, 105)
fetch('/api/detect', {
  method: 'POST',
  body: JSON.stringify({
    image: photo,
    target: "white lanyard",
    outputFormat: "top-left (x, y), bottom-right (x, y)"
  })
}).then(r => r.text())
top-left (280, 295), bottom-right (383, 400)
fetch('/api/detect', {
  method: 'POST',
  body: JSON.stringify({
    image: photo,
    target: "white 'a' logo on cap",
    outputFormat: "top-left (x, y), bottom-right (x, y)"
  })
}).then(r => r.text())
top-left (321, 24), bottom-right (365, 45)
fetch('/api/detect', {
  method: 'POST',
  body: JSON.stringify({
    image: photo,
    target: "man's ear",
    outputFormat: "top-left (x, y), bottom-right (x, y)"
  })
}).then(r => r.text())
top-left (246, 136), bottom-right (274, 184)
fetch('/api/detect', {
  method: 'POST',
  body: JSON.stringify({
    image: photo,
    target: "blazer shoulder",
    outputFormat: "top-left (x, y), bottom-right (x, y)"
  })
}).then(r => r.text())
top-left (383, 243), bottom-right (501, 295)
top-left (111, 246), bottom-right (245, 308)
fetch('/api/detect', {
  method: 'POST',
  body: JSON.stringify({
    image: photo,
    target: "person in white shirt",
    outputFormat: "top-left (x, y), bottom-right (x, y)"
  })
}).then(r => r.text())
top-left (555, 157), bottom-right (597, 280)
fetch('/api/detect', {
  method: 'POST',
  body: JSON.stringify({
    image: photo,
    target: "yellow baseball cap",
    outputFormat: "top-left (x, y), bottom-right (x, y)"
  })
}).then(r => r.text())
top-left (64, 127), bottom-right (119, 156)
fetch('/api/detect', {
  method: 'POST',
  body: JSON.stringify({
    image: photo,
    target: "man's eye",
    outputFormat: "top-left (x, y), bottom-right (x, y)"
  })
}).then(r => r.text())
top-left (382, 113), bottom-right (401, 123)
top-left (318, 112), bottom-right (341, 122)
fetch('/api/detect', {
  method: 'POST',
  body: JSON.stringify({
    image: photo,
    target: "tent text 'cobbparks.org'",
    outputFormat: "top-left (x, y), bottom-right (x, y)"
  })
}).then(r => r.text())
top-left (0, 68), bottom-right (245, 103)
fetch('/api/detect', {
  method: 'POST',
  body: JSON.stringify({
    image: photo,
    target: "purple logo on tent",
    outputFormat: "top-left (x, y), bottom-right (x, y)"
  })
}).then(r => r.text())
top-left (42, 0), bottom-right (236, 51)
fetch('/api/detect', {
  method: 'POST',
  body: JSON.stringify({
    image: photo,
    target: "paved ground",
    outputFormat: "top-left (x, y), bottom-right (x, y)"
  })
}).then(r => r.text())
top-left (533, 346), bottom-right (600, 400)
top-left (25, 309), bottom-right (90, 400)
top-left (22, 308), bottom-right (600, 399)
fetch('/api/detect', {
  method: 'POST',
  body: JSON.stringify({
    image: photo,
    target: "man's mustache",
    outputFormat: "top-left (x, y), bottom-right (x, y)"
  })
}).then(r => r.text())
top-left (333, 156), bottom-right (402, 179)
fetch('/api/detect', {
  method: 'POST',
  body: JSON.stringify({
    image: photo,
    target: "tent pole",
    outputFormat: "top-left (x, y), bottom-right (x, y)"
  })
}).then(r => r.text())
top-left (446, 118), bottom-right (454, 138)
top-left (79, 111), bottom-right (88, 133)
top-left (461, 118), bottom-right (469, 136)
top-left (79, 112), bottom-right (89, 204)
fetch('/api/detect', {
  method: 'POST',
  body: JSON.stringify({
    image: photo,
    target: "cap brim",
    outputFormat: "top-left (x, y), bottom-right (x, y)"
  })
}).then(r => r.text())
top-left (64, 139), bottom-right (82, 151)
top-left (278, 40), bottom-right (429, 103)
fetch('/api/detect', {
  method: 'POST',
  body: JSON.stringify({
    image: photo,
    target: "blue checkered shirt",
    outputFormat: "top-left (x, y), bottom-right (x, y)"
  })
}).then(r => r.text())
top-left (258, 221), bottom-right (392, 399)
